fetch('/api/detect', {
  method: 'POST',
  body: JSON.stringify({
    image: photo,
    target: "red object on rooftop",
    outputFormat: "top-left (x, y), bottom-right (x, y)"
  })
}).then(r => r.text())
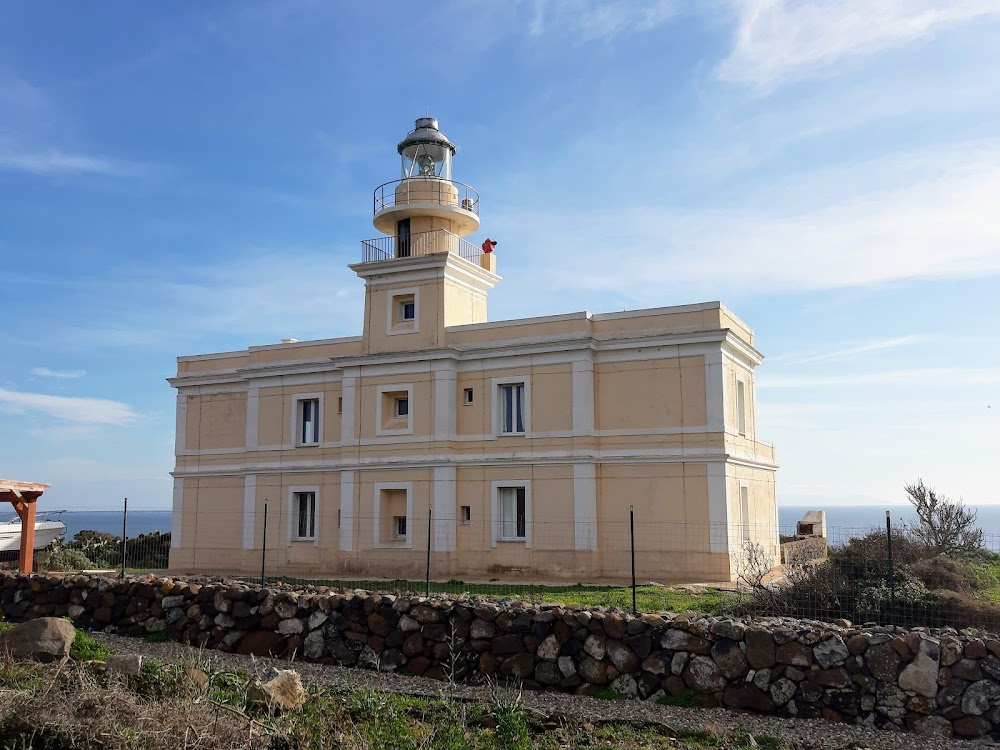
top-left (482, 238), bottom-right (497, 253)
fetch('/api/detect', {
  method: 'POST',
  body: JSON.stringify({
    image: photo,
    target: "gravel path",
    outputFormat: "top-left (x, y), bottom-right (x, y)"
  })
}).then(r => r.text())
top-left (92, 633), bottom-right (996, 750)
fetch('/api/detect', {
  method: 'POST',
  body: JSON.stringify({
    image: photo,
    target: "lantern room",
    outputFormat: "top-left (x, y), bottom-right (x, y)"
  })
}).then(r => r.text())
top-left (372, 117), bottom-right (480, 238)
top-left (399, 117), bottom-right (454, 180)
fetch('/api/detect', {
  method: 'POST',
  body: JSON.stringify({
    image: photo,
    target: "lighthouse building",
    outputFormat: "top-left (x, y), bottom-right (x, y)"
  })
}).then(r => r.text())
top-left (168, 117), bottom-right (779, 583)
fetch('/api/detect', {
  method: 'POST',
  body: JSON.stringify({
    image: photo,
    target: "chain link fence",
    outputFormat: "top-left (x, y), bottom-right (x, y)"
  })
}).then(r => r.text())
top-left (18, 504), bottom-right (1000, 632)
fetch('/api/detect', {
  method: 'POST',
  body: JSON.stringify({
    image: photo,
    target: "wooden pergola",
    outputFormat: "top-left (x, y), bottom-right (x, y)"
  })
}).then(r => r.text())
top-left (0, 480), bottom-right (50, 572)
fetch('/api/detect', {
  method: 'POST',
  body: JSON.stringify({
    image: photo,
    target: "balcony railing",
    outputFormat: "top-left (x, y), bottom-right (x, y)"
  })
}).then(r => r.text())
top-left (373, 178), bottom-right (480, 217)
top-left (359, 229), bottom-right (482, 264)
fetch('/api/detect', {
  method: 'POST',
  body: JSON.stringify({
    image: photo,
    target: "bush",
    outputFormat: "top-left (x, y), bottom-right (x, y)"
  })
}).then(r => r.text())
top-left (34, 545), bottom-right (95, 573)
top-left (909, 556), bottom-right (973, 595)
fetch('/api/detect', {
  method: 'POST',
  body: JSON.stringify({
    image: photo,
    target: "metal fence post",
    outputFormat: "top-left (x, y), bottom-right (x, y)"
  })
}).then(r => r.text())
top-left (886, 510), bottom-right (895, 626)
top-left (120, 497), bottom-right (128, 578)
top-left (425, 505), bottom-right (432, 598)
top-left (630, 505), bottom-right (637, 615)
top-left (261, 502), bottom-right (268, 587)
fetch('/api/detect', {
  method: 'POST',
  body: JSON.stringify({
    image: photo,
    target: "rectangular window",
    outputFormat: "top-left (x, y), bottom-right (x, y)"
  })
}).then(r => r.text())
top-left (499, 383), bottom-right (525, 434)
top-left (740, 485), bottom-right (750, 543)
top-left (394, 397), bottom-right (409, 418)
top-left (393, 515), bottom-right (407, 538)
top-left (294, 491), bottom-right (316, 540)
top-left (461, 505), bottom-right (471, 524)
top-left (299, 398), bottom-right (319, 444)
top-left (337, 396), bottom-right (343, 414)
top-left (463, 388), bottom-right (474, 405)
top-left (736, 379), bottom-right (747, 435)
top-left (401, 300), bottom-right (415, 320)
top-left (498, 487), bottom-right (526, 540)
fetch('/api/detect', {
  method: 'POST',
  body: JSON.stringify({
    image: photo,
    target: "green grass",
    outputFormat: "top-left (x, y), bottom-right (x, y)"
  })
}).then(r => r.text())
top-left (657, 689), bottom-right (698, 708)
top-left (70, 629), bottom-right (110, 661)
top-left (144, 631), bottom-right (170, 644)
top-left (265, 576), bottom-right (733, 615)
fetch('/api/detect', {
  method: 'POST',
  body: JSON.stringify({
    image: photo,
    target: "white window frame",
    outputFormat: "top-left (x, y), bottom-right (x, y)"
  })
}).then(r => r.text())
top-left (373, 481), bottom-right (413, 549)
top-left (460, 505), bottom-right (471, 524)
top-left (393, 395), bottom-right (409, 418)
top-left (386, 287), bottom-right (420, 336)
top-left (735, 376), bottom-right (747, 437)
top-left (491, 376), bottom-right (530, 437)
top-left (375, 384), bottom-right (414, 436)
top-left (292, 393), bottom-right (323, 447)
top-left (287, 485), bottom-right (320, 545)
top-left (393, 515), bottom-right (407, 538)
top-left (463, 388), bottom-right (474, 405)
top-left (739, 482), bottom-right (751, 544)
top-left (491, 480), bottom-right (531, 548)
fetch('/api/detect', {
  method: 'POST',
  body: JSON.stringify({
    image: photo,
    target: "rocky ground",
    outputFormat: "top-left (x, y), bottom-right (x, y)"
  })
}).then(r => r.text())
top-left (92, 632), bottom-right (998, 750)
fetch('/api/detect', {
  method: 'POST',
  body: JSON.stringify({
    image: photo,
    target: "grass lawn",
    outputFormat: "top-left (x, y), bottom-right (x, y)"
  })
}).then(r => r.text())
top-left (264, 577), bottom-right (735, 615)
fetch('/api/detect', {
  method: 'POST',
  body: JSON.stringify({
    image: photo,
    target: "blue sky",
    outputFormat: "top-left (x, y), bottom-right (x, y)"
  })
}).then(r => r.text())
top-left (2, 0), bottom-right (999, 511)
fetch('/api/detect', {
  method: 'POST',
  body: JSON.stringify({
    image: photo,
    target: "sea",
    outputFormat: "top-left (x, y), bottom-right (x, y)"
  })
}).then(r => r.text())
top-left (778, 505), bottom-right (1000, 542)
top-left (53, 510), bottom-right (174, 540)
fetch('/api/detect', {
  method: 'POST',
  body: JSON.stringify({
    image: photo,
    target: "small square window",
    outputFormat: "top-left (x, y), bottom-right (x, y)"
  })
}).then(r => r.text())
top-left (461, 505), bottom-right (471, 524)
top-left (394, 397), bottom-right (409, 418)
top-left (393, 515), bottom-right (407, 537)
top-left (463, 388), bottom-right (474, 405)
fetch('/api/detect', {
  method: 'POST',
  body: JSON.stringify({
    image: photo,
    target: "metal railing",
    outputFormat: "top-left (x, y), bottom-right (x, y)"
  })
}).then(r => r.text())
top-left (373, 177), bottom-right (480, 216)
top-left (359, 229), bottom-right (482, 264)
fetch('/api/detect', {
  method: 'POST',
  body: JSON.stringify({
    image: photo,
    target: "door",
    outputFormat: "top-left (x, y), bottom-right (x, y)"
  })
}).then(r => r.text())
top-left (396, 218), bottom-right (411, 258)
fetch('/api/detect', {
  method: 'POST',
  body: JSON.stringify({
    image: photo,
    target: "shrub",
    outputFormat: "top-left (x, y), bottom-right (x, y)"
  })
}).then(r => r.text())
top-left (909, 556), bottom-right (973, 595)
top-left (905, 479), bottom-right (983, 557)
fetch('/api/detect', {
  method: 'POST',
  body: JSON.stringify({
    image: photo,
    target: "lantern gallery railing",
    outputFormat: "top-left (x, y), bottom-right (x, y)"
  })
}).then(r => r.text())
top-left (373, 178), bottom-right (480, 217)
top-left (359, 229), bottom-right (482, 264)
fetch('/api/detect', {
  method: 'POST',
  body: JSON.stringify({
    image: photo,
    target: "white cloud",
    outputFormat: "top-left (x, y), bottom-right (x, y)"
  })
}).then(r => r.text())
top-left (0, 149), bottom-right (144, 177)
top-left (760, 367), bottom-right (1000, 389)
top-left (0, 388), bottom-right (140, 425)
top-left (527, 0), bottom-right (676, 42)
top-left (771, 336), bottom-right (921, 364)
top-left (491, 139), bottom-right (1000, 308)
top-left (31, 367), bottom-right (86, 379)
top-left (717, 0), bottom-right (1000, 88)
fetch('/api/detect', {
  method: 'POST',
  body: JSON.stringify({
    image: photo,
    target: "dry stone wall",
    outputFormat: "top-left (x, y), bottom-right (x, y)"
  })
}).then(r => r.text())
top-left (2, 572), bottom-right (999, 740)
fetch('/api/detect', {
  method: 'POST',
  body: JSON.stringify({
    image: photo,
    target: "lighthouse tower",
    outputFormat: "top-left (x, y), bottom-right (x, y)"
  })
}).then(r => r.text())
top-left (351, 117), bottom-right (500, 354)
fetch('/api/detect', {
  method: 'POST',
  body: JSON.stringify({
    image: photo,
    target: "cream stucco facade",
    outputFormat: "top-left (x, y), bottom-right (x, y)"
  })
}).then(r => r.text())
top-left (168, 118), bottom-right (779, 584)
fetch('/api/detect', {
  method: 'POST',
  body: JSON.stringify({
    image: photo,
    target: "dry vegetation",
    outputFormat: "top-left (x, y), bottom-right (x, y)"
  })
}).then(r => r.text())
top-left (0, 644), bottom-right (797, 750)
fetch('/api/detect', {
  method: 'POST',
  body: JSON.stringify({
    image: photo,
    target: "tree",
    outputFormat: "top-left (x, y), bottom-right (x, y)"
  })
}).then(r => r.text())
top-left (905, 479), bottom-right (982, 557)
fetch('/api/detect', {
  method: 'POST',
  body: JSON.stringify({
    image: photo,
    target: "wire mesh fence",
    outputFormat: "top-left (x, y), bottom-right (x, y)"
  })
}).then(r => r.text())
top-left (16, 503), bottom-right (1000, 633)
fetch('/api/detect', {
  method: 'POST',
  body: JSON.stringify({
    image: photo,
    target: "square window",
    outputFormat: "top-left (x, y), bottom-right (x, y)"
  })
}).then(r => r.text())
top-left (498, 383), bottom-right (525, 434)
top-left (377, 387), bottom-right (413, 435)
top-left (498, 486), bottom-right (526, 540)
top-left (394, 397), bottom-right (409, 418)
top-left (393, 515), bottom-right (407, 537)
top-left (389, 291), bottom-right (418, 334)
top-left (294, 491), bottom-right (316, 540)
top-left (298, 398), bottom-right (320, 445)
top-left (463, 388), bottom-right (474, 405)
top-left (461, 505), bottom-right (471, 524)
